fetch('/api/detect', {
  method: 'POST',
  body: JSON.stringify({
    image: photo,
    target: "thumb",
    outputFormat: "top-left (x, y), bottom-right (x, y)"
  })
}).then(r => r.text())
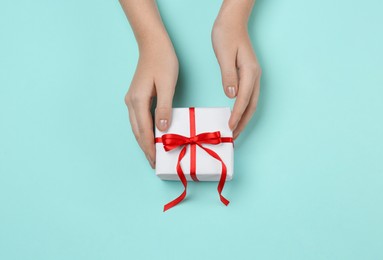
top-left (155, 83), bottom-right (175, 132)
top-left (217, 53), bottom-right (238, 99)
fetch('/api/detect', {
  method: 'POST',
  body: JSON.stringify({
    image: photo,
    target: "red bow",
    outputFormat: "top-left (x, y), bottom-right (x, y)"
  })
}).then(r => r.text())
top-left (155, 108), bottom-right (233, 212)
top-left (161, 131), bottom-right (223, 151)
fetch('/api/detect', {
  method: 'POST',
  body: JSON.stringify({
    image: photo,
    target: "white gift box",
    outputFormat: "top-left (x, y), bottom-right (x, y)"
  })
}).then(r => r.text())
top-left (155, 107), bottom-right (234, 181)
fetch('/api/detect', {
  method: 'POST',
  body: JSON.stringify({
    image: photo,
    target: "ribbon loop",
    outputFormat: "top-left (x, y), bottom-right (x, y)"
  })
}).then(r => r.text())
top-left (161, 131), bottom-right (223, 150)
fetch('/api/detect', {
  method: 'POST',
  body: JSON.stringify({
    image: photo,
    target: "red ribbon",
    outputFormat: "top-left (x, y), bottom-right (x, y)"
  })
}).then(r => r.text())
top-left (155, 107), bottom-right (233, 211)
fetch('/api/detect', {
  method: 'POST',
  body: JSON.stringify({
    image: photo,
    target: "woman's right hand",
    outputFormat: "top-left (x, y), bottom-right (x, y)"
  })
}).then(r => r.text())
top-left (124, 40), bottom-right (179, 169)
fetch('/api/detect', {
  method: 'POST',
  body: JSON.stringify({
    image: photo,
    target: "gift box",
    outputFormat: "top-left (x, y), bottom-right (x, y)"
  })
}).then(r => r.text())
top-left (155, 107), bottom-right (234, 211)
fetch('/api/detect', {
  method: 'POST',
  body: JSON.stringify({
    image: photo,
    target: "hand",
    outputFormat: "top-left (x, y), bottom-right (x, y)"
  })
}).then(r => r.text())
top-left (125, 42), bottom-right (178, 168)
top-left (212, 3), bottom-right (261, 139)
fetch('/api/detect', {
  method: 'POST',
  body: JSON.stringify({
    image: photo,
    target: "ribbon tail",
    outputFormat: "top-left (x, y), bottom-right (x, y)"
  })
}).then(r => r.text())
top-left (163, 146), bottom-right (188, 212)
top-left (163, 189), bottom-right (186, 212)
top-left (197, 144), bottom-right (230, 206)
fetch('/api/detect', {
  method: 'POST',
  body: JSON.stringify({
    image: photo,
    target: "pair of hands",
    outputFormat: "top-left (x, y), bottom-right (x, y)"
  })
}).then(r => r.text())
top-left (125, 11), bottom-right (261, 169)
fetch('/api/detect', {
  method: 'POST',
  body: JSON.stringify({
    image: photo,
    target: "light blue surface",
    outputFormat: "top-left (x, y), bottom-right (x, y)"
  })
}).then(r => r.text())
top-left (1, 0), bottom-right (383, 259)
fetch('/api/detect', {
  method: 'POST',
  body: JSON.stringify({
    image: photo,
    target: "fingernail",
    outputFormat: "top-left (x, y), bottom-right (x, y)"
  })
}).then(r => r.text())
top-left (159, 119), bottom-right (168, 130)
top-left (227, 86), bottom-right (236, 97)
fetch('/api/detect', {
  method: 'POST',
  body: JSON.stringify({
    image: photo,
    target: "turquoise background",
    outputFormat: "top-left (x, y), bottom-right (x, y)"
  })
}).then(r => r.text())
top-left (1, 0), bottom-right (382, 259)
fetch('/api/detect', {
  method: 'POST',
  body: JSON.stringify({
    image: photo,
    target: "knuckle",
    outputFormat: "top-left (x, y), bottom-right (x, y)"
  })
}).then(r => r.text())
top-left (124, 93), bottom-right (131, 107)
top-left (137, 125), bottom-right (146, 136)
top-left (243, 63), bottom-right (261, 77)
top-left (249, 64), bottom-right (259, 74)
top-left (130, 92), bottom-right (145, 106)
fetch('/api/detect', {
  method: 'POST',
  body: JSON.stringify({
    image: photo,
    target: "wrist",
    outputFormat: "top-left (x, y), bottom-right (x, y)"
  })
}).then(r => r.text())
top-left (136, 28), bottom-right (172, 50)
top-left (138, 37), bottom-right (178, 69)
top-left (215, 0), bottom-right (255, 29)
top-left (138, 33), bottom-right (176, 58)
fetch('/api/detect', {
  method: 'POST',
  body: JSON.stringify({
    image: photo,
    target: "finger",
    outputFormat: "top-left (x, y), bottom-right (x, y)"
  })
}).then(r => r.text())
top-left (229, 66), bottom-right (257, 130)
top-left (233, 76), bottom-right (260, 139)
top-left (125, 94), bottom-right (141, 143)
top-left (216, 50), bottom-right (238, 98)
top-left (155, 79), bottom-right (176, 132)
top-left (125, 82), bottom-right (154, 168)
top-left (131, 92), bottom-right (156, 169)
